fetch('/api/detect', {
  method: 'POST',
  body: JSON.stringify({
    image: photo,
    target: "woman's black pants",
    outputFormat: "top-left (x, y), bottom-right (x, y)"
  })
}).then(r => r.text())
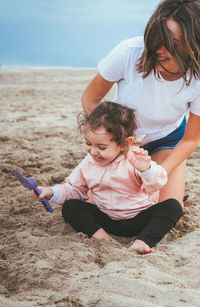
top-left (62, 198), bottom-right (183, 248)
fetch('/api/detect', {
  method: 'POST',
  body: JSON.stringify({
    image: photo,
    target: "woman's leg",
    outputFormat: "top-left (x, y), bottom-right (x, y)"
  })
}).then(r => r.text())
top-left (151, 149), bottom-right (186, 206)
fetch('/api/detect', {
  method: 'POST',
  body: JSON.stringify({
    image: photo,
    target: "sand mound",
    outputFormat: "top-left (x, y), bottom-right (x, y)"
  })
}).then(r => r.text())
top-left (1, 67), bottom-right (200, 306)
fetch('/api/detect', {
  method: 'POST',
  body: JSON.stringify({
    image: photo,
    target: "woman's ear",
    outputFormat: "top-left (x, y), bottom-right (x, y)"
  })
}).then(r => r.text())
top-left (125, 136), bottom-right (134, 148)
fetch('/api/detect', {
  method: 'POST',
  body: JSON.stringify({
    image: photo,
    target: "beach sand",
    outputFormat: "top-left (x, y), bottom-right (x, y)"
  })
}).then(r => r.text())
top-left (0, 67), bottom-right (200, 307)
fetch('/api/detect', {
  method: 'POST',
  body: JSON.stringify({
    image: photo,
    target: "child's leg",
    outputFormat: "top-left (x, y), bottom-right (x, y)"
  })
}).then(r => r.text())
top-left (62, 199), bottom-right (114, 239)
top-left (130, 198), bottom-right (183, 253)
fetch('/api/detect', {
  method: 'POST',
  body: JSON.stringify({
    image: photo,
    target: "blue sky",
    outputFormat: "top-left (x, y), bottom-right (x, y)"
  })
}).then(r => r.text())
top-left (0, 0), bottom-right (159, 67)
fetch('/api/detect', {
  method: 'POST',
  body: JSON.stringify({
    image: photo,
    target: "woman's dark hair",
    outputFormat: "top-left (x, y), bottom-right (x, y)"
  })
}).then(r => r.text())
top-left (137, 0), bottom-right (200, 85)
top-left (78, 101), bottom-right (137, 149)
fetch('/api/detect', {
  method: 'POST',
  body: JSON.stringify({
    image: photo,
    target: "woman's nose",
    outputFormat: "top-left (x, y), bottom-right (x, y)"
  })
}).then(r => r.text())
top-left (156, 46), bottom-right (168, 55)
top-left (156, 46), bottom-right (167, 54)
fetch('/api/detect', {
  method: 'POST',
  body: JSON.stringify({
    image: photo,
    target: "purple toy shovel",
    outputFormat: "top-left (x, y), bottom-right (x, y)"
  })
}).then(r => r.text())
top-left (13, 168), bottom-right (53, 213)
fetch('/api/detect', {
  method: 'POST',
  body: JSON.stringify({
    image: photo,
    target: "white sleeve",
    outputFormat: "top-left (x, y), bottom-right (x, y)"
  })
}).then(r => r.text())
top-left (136, 161), bottom-right (168, 194)
top-left (97, 39), bottom-right (127, 82)
top-left (97, 36), bottom-right (144, 83)
top-left (190, 90), bottom-right (200, 116)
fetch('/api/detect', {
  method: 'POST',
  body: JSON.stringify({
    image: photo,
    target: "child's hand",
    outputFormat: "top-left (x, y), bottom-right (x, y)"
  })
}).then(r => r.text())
top-left (32, 186), bottom-right (53, 201)
top-left (128, 147), bottom-right (151, 172)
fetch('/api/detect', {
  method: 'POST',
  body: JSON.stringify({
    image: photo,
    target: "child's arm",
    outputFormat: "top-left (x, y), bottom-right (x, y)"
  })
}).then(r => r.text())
top-left (33, 176), bottom-right (89, 206)
top-left (128, 147), bottom-right (168, 194)
top-left (32, 159), bottom-right (89, 205)
top-left (32, 187), bottom-right (53, 202)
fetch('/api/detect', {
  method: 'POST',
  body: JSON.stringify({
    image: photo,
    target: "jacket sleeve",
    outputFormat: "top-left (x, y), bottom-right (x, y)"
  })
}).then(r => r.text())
top-left (135, 161), bottom-right (167, 194)
top-left (49, 159), bottom-right (89, 205)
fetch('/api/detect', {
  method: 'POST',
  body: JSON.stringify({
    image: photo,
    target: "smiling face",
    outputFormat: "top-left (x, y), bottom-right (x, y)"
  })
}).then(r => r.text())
top-left (138, 0), bottom-right (200, 84)
top-left (155, 18), bottom-right (188, 80)
top-left (84, 126), bottom-right (123, 166)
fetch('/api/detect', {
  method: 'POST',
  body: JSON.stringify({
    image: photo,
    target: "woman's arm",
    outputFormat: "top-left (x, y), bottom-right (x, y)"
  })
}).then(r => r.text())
top-left (81, 73), bottom-right (115, 114)
top-left (161, 112), bottom-right (200, 174)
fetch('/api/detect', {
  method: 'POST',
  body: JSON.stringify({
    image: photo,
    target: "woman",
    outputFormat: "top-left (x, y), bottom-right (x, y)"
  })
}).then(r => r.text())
top-left (82, 0), bottom-right (200, 206)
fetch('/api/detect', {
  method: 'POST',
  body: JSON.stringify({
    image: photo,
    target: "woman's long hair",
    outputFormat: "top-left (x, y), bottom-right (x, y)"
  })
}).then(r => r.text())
top-left (137, 0), bottom-right (200, 85)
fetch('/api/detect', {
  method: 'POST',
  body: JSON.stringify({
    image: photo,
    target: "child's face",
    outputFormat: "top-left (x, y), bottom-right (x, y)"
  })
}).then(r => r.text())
top-left (84, 126), bottom-right (122, 166)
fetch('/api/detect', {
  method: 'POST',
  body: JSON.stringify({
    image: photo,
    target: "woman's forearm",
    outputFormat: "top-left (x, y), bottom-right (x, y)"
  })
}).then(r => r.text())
top-left (161, 138), bottom-right (199, 174)
top-left (81, 73), bottom-right (114, 114)
top-left (162, 113), bottom-right (200, 174)
top-left (82, 91), bottom-right (100, 114)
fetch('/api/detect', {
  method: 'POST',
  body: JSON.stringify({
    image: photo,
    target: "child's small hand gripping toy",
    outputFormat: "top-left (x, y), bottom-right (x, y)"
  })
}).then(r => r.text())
top-left (13, 168), bottom-right (53, 213)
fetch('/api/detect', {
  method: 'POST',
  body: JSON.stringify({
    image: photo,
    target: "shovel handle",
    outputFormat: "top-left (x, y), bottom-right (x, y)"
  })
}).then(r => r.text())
top-left (34, 187), bottom-right (53, 213)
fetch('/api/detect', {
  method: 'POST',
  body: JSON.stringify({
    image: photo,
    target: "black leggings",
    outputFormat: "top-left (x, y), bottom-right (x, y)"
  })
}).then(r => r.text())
top-left (62, 198), bottom-right (183, 248)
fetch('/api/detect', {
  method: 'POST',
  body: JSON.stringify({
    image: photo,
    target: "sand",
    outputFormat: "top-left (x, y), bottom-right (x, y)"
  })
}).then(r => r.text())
top-left (0, 67), bottom-right (200, 307)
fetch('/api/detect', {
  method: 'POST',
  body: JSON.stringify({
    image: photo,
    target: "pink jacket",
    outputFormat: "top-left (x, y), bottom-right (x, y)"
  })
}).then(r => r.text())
top-left (50, 149), bottom-right (167, 220)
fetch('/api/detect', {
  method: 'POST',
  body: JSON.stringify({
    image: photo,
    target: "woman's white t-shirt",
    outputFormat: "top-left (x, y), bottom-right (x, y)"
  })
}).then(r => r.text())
top-left (98, 36), bottom-right (200, 145)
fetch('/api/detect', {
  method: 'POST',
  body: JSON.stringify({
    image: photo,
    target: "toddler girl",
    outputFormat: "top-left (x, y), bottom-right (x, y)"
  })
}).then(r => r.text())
top-left (34, 101), bottom-right (182, 254)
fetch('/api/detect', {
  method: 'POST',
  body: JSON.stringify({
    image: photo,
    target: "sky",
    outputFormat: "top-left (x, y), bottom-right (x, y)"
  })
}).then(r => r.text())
top-left (0, 0), bottom-right (159, 67)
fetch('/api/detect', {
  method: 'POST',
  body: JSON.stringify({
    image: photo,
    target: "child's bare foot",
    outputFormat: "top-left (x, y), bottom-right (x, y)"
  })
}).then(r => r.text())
top-left (92, 228), bottom-right (111, 240)
top-left (129, 239), bottom-right (154, 254)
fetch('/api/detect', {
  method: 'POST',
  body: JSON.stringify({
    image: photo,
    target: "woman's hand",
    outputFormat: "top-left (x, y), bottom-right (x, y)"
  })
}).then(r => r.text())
top-left (32, 186), bottom-right (53, 201)
top-left (128, 147), bottom-right (151, 172)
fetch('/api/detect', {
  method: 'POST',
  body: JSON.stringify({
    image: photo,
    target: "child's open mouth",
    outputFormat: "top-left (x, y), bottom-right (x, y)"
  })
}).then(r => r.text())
top-left (93, 156), bottom-right (104, 162)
